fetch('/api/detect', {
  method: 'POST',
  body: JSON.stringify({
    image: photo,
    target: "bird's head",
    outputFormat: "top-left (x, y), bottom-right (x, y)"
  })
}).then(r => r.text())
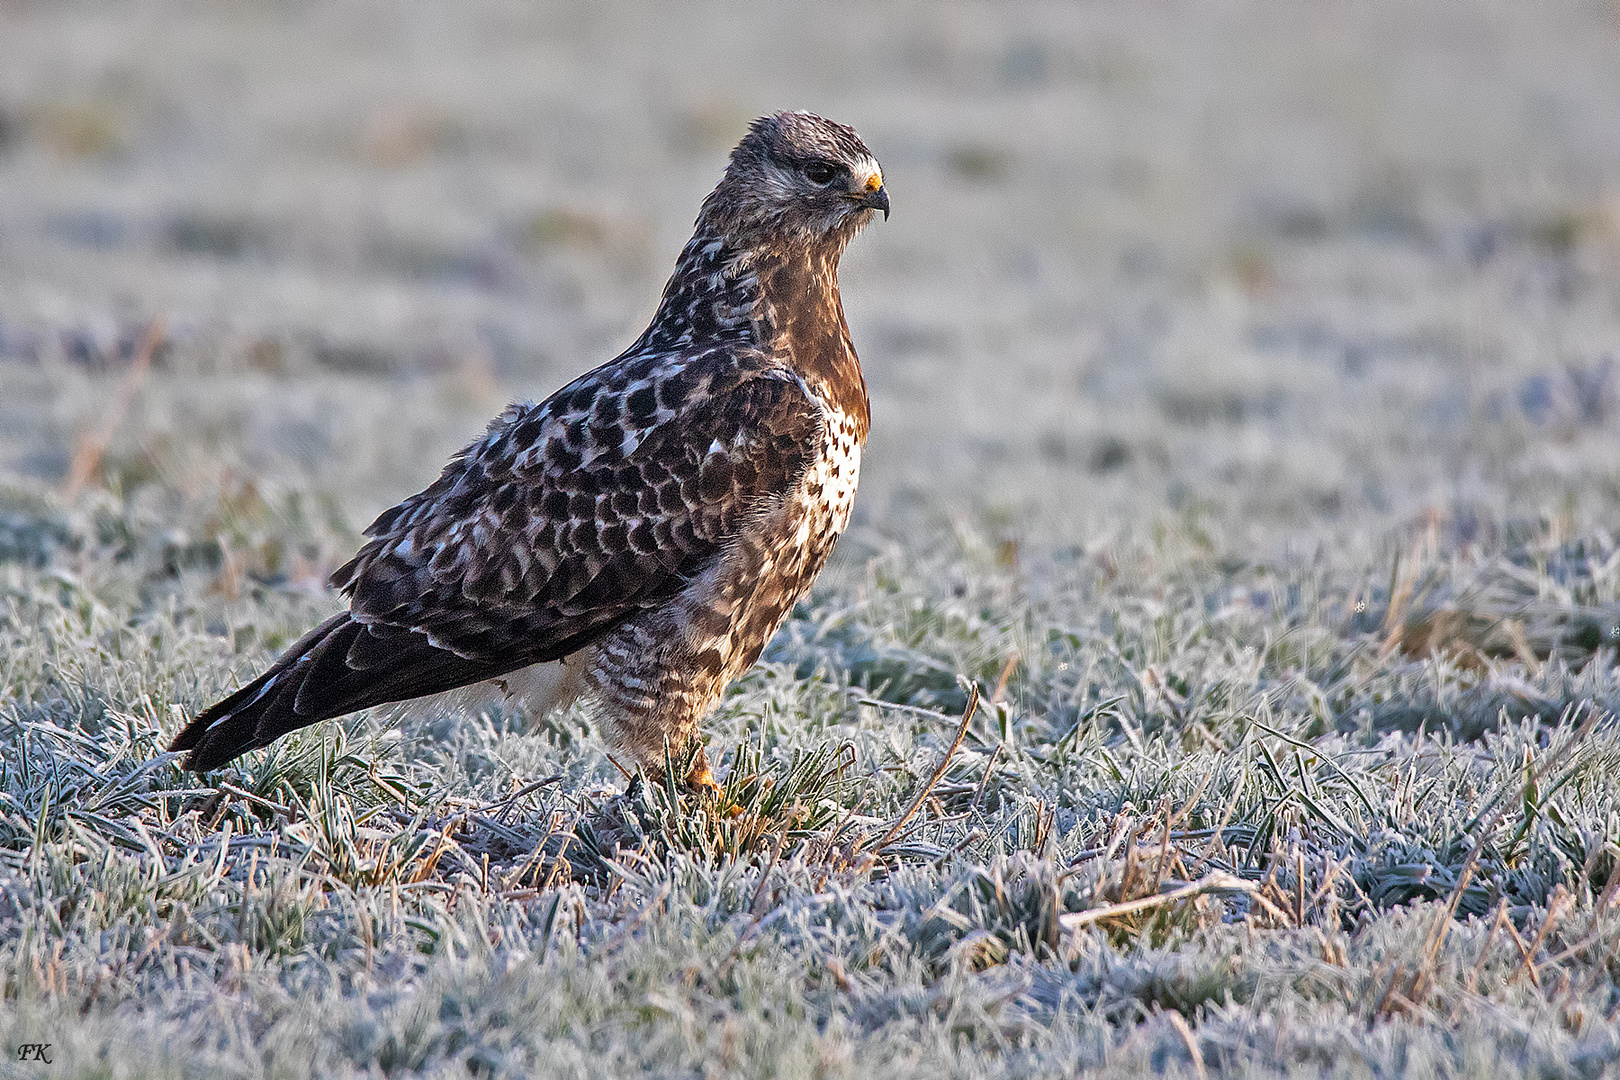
top-left (700, 111), bottom-right (888, 252)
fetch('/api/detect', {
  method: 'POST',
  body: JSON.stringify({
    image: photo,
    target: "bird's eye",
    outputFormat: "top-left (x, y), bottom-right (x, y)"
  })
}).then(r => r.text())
top-left (802, 161), bottom-right (840, 186)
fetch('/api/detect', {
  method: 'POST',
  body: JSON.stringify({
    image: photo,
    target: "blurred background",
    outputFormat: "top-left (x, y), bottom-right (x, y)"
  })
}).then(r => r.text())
top-left (3, 0), bottom-right (1620, 561)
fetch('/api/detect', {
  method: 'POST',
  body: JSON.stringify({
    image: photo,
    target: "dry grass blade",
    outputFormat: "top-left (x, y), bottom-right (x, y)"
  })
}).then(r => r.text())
top-left (62, 315), bottom-right (165, 500)
top-left (1464, 900), bottom-right (1509, 998)
top-left (868, 683), bottom-right (979, 853)
top-left (968, 743), bottom-right (1000, 813)
top-left (1167, 1010), bottom-right (1209, 1080)
top-left (1401, 705), bottom-right (1602, 1008)
top-left (991, 651), bottom-right (1019, 704)
top-left (1509, 886), bottom-right (1572, 986)
top-left (1057, 871), bottom-right (1265, 931)
top-left (1593, 846), bottom-right (1620, 918)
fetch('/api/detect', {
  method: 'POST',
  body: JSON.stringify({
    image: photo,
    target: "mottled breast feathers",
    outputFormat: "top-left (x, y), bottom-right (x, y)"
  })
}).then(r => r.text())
top-left (328, 350), bottom-right (823, 667)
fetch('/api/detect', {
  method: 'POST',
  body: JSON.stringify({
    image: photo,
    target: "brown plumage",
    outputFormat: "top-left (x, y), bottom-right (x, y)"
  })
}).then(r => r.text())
top-left (169, 111), bottom-right (888, 790)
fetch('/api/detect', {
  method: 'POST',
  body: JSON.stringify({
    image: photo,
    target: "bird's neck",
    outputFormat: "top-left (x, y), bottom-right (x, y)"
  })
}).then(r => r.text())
top-left (641, 231), bottom-right (870, 440)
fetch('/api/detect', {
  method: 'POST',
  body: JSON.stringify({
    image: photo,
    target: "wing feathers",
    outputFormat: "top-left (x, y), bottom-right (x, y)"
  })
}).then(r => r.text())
top-left (338, 356), bottom-right (818, 659)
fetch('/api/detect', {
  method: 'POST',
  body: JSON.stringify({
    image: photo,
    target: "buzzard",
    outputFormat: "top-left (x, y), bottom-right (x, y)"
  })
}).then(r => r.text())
top-left (170, 111), bottom-right (888, 793)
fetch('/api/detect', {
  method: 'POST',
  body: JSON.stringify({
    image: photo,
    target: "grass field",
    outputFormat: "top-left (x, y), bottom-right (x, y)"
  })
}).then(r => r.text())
top-left (7, 2), bottom-right (1620, 1076)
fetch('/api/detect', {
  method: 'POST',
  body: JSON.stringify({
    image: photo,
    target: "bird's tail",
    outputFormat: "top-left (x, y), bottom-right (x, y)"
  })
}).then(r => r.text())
top-left (169, 612), bottom-right (502, 772)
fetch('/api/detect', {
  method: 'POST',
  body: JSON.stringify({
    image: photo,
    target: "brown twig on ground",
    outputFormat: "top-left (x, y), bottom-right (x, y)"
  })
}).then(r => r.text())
top-left (1057, 871), bottom-right (1279, 931)
top-left (62, 316), bottom-right (165, 501)
top-left (868, 684), bottom-right (980, 854)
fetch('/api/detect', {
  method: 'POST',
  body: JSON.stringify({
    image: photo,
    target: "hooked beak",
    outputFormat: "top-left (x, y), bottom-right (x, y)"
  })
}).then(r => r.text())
top-left (868, 184), bottom-right (890, 220)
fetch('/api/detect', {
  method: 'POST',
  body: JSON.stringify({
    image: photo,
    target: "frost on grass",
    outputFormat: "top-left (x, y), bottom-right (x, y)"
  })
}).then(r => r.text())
top-left (5, 478), bottom-right (1620, 1078)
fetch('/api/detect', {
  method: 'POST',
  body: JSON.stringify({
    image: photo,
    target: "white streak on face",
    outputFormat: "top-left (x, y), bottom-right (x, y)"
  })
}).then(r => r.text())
top-left (758, 162), bottom-right (800, 203)
top-left (850, 157), bottom-right (882, 193)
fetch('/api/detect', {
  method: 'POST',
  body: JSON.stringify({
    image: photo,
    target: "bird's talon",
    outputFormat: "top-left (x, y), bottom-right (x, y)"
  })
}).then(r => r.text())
top-left (683, 756), bottom-right (722, 801)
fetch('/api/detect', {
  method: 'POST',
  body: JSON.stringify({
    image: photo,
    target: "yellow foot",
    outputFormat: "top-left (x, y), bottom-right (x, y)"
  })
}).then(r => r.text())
top-left (683, 753), bottom-right (721, 799)
top-left (682, 751), bottom-right (745, 816)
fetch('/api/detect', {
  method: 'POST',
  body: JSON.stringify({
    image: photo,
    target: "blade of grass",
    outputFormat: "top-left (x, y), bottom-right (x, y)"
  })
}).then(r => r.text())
top-left (869, 684), bottom-right (980, 854)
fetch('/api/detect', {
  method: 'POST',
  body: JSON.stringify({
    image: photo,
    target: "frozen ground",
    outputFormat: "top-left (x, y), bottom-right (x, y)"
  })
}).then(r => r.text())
top-left (6, 2), bottom-right (1620, 1077)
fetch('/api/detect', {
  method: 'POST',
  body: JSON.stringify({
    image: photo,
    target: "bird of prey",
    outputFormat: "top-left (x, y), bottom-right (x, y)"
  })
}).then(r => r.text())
top-left (170, 111), bottom-right (888, 794)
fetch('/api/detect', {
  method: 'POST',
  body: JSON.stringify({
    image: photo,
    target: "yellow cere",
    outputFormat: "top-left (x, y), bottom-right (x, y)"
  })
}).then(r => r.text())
top-left (863, 171), bottom-right (883, 193)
